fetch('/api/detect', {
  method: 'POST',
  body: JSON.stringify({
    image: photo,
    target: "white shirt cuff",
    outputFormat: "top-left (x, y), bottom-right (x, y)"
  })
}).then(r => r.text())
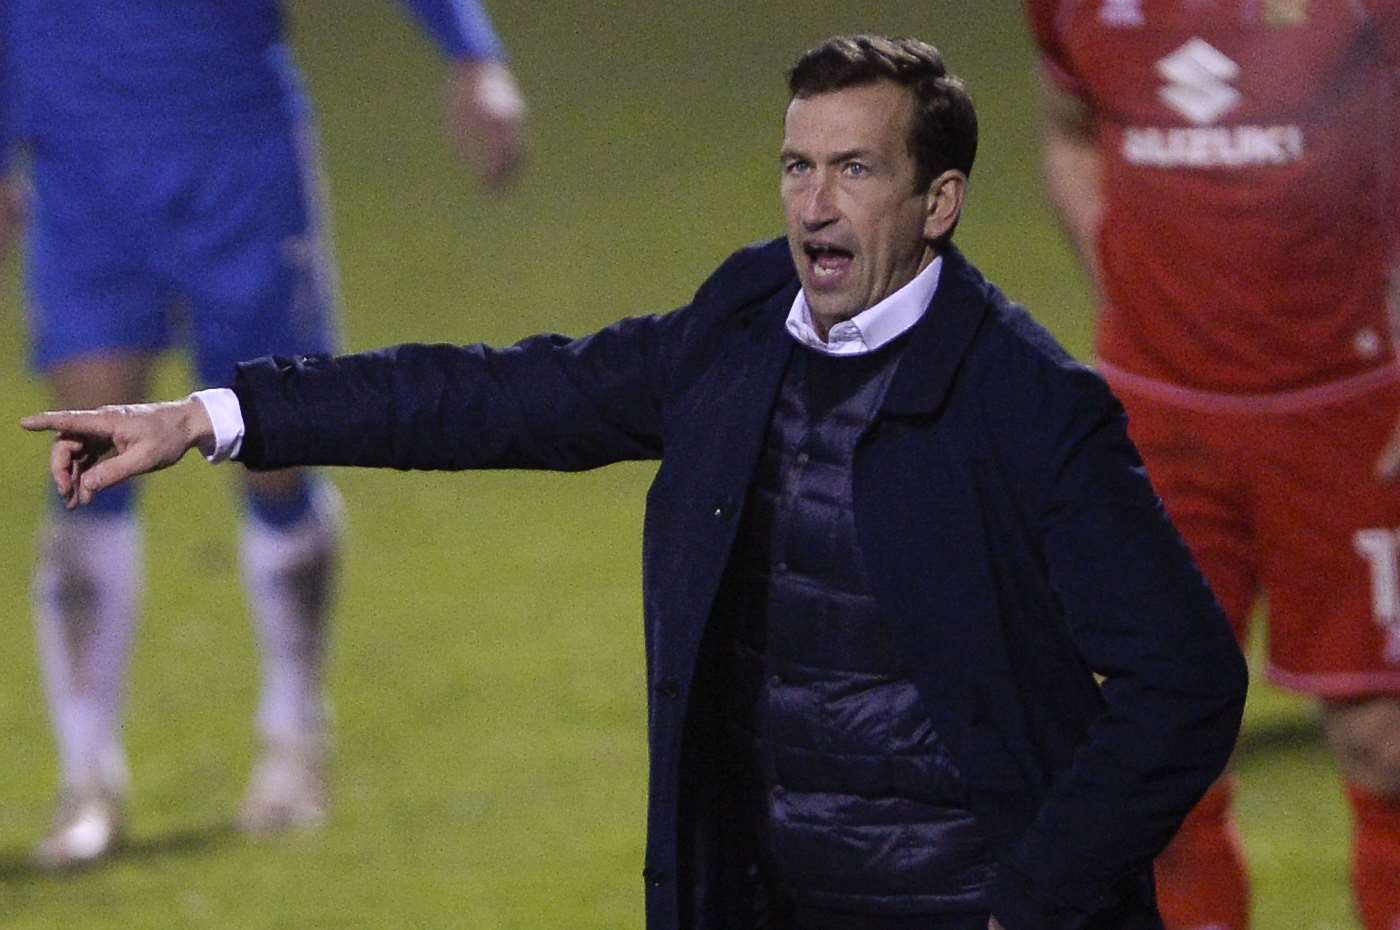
top-left (190, 388), bottom-right (245, 463)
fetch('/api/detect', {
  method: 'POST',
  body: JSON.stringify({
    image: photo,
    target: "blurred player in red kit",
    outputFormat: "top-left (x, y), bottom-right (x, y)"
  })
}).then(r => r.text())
top-left (1026, 1), bottom-right (1400, 928)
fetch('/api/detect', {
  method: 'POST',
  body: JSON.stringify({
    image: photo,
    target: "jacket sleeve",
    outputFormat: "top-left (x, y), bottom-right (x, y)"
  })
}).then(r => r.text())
top-left (229, 238), bottom-right (791, 473)
top-left (982, 349), bottom-right (1247, 929)
top-left (231, 306), bottom-right (691, 473)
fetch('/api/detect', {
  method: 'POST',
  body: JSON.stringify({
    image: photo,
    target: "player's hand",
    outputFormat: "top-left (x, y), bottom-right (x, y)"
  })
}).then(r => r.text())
top-left (1376, 406), bottom-right (1400, 481)
top-left (20, 398), bottom-right (215, 509)
top-left (443, 58), bottom-right (527, 189)
top-left (0, 176), bottom-right (28, 265)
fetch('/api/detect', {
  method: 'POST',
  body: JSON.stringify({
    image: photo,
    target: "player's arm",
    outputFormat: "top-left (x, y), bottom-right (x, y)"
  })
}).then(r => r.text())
top-left (396, 0), bottom-right (527, 188)
top-left (1037, 69), bottom-right (1103, 296)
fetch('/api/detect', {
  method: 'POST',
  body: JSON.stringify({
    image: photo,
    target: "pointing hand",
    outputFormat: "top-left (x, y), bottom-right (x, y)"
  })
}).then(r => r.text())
top-left (20, 398), bottom-right (215, 509)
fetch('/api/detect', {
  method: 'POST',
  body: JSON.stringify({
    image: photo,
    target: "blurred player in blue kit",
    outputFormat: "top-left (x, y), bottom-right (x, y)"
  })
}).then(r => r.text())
top-left (0, 0), bottom-right (528, 868)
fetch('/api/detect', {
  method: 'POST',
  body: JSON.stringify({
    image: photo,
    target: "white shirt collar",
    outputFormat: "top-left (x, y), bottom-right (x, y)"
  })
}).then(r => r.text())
top-left (785, 255), bottom-right (942, 355)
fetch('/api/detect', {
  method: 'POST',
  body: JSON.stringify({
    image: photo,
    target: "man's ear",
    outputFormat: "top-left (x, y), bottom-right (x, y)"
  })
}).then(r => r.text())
top-left (923, 170), bottom-right (968, 242)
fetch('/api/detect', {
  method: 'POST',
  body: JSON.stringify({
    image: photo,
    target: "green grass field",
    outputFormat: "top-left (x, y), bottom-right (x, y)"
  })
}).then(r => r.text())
top-left (0, 3), bottom-right (1356, 927)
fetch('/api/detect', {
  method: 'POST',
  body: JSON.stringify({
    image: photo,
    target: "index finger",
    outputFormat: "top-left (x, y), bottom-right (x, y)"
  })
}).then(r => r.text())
top-left (20, 410), bottom-right (113, 435)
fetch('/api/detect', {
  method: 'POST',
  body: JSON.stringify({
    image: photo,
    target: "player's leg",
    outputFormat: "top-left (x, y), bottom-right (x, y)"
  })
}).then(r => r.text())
top-left (1322, 698), bottom-right (1400, 930)
top-left (235, 466), bottom-right (342, 832)
top-left (32, 353), bottom-right (156, 869)
top-left (1154, 778), bottom-right (1249, 930)
top-left (24, 142), bottom-right (171, 868)
top-left (1258, 384), bottom-right (1400, 930)
top-left (166, 119), bottom-right (343, 832)
top-left (1111, 385), bottom-right (1256, 930)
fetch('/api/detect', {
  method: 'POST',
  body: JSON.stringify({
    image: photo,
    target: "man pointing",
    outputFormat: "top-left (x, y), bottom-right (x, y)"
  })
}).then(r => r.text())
top-left (25, 35), bottom-right (1245, 930)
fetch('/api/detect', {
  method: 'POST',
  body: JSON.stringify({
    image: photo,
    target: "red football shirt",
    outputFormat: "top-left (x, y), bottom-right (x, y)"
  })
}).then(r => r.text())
top-left (1028, 0), bottom-right (1400, 394)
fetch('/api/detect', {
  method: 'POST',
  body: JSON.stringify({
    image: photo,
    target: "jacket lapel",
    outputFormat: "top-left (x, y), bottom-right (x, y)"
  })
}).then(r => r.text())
top-left (881, 246), bottom-right (993, 417)
top-left (691, 280), bottom-right (798, 492)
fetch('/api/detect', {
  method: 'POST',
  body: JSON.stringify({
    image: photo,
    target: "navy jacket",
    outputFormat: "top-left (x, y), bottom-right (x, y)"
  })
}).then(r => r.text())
top-left (232, 240), bottom-right (1248, 930)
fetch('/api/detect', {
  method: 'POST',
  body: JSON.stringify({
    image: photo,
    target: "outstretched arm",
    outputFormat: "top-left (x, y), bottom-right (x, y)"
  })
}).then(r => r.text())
top-left (23, 304), bottom-right (687, 503)
top-left (21, 399), bottom-right (215, 508)
top-left (230, 322), bottom-right (675, 474)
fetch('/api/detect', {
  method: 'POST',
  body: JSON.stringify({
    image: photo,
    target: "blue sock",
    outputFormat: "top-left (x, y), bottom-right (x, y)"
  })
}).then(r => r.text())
top-left (53, 477), bottom-right (136, 516)
top-left (245, 477), bottom-right (316, 529)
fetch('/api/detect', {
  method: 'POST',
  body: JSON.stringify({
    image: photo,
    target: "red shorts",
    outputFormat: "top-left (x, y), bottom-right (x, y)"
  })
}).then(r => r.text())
top-left (1107, 367), bottom-right (1400, 697)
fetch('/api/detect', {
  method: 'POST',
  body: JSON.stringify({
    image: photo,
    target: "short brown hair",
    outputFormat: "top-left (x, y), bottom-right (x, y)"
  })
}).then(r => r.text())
top-left (787, 35), bottom-right (978, 192)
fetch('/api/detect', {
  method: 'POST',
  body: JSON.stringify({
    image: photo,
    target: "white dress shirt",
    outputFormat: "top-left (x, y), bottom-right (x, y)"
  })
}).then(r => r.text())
top-left (191, 387), bottom-right (245, 462)
top-left (784, 255), bottom-right (942, 355)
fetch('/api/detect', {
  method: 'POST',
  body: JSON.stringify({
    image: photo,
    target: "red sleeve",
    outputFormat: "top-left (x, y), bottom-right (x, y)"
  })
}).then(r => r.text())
top-left (1024, 0), bottom-right (1084, 93)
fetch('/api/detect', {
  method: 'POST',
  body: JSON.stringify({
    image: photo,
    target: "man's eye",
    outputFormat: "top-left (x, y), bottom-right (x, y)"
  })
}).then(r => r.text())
top-left (784, 160), bottom-right (809, 175)
top-left (844, 162), bottom-right (868, 177)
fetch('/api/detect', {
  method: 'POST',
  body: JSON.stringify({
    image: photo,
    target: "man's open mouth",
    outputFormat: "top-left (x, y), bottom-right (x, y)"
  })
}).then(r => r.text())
top-left (804, 243), bottom-right (854, 282)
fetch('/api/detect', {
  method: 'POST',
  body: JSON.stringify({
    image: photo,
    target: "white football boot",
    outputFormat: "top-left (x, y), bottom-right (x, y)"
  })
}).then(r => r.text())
top-left (32, 784), bottom-right (125, 870)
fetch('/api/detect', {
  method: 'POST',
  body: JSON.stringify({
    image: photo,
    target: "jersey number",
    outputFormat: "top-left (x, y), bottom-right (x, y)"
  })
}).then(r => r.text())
top-left (1352, 528), bottom-right (1400, 663)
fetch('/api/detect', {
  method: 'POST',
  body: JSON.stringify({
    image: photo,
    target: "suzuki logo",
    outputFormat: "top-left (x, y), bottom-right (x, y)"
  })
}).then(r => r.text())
top-left (1099, 0), bottom-right (1144, 25)
top-left (1156, 38), bottom-right (1241, 124)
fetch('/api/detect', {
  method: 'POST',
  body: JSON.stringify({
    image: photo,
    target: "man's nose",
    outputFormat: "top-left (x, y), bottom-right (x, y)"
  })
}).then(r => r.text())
top-left (801, 174), bottom-right (839, 229)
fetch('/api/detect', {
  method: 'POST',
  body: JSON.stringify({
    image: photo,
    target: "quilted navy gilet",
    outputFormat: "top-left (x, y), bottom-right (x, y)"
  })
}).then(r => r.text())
top-left (710, 339), bottom-right (995, 923)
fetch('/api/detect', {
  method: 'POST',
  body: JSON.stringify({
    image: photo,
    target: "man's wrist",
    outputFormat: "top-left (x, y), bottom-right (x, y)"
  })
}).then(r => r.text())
top-left (181, 397), bottom-right (216, 459)
top-left (451, 58), bottom-right (525, 117)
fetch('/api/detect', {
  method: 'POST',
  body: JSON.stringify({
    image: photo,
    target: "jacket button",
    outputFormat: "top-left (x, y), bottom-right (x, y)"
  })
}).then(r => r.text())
top-left (643, 866), bottom-right (668, 888)
top-left (768, 673), bottom-right (782, 688)
top-left (771, 785), bottom-right (785, 799)
top-left (657, 679), bottom-right (679, 699)
top-left (712, 497), bottom-right (736, 519)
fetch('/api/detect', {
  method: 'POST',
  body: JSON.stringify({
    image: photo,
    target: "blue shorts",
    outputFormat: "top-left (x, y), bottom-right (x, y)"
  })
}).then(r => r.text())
top-left (24, 121), bottom-right (339, 386)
